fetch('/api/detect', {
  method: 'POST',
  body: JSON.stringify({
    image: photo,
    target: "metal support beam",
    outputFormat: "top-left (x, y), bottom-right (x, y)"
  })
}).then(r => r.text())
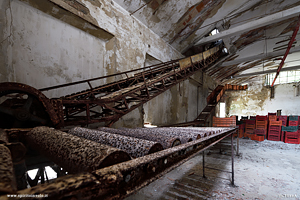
top-left (271, 14), bottom-right (300, 87)
top-left (231, 133), bottom-right (235, 186)
top-left (232, 65), bottom-right (300, 79)
top-left (195, 6), bottom-right (300, 46)
top-left (221, 46), bottom-right (300, 67)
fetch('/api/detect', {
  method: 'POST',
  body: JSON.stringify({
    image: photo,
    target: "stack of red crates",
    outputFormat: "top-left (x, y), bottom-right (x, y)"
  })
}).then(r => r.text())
top-left (284, 130), bottom-right (300, 144)
top-left (278, 115), bottom-right (288, 126)
top-left (252, 129), bottom-right (265, 141)
top-left (278, 115), bottom-right (288, 141)
top-left (288, 116), bottom-right (299, 127)
top-left (245, 120), bottom-right (255, 137)
top-left (255, 115), bottom-right (268, 139)
top-left (268, 120), bottom-right (282, 141)
top-left (237, 123), bottom-right (245, 138)
top-left (284, 116), bottom-right (300, 144)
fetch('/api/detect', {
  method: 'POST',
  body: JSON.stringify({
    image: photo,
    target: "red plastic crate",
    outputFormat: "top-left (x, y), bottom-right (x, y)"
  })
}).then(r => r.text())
top-left (246, 120), bottom-right (255, 125)
top-left (269, 120), bottom-right (282, 126)
top-left (285, 131), bottom-right (300, 139)
top-left (254, 129), bottom-right (266, 135)
top-left (238, 130), bottom-right (244, 138)
top-left (238, 124), bottom-right (245, 129)
top-left (281, 131), bottom-right (285, 142)
top-left (284, 137), bottom-right (300, 144)
top-left (268, 135), bottom-right (280, 141)
top-left (268, 112), bottom-right (276, 117)
top-left (256, 135), bottom-right (265, 141)
top-left (269, 115), bottom-right (277, 121)
top-left (278, 116), bottom-right (287, 126)
top-left (256, 120), bottom-right (268, 128)
top-left (269, 125), bottom-right (281, 130)
top-left (289, 121), bottom-right (298, 126)
top-left (256, 115), bottom-right (268, 121)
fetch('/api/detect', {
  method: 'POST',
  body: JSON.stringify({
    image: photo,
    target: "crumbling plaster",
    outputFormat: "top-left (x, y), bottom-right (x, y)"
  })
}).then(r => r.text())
top-left (0, 0), bottom-right (216, 128)
top-left (226, 76), bottom-right (300, 119)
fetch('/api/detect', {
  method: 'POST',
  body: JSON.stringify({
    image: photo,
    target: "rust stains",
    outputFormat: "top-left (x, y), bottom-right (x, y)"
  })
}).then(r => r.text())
top-left (280, 16), bottom-right (299, 35)
top-left (170, 0), bottom-right (226, 44)
top-left (19, 0), bottom-right (114, 41)
top-left (233, 17), bottom-right (298, 51)
top-left (62, 0), bottom-right (89, 14)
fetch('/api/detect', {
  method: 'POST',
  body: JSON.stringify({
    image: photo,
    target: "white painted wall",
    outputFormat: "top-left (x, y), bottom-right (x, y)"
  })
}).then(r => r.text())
top-left (227, 76), bottom-right (300, 119)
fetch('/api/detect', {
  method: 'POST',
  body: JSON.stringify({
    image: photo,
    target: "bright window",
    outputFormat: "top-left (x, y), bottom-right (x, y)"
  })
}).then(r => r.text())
top-left (265, 70), bottom-right (300, 86)
top-left (220, 102), bottom-right (226, 118)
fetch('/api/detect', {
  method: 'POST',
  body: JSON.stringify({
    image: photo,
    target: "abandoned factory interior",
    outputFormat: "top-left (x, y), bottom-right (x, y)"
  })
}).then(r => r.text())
top-left (1, 0), bottom-right (300, 199)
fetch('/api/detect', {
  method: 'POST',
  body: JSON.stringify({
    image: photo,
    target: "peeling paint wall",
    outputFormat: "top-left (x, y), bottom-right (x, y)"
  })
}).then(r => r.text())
top-left (226, 76), bottom-right (300, 119)
top-left (0, 0), bottom-right (188, 127)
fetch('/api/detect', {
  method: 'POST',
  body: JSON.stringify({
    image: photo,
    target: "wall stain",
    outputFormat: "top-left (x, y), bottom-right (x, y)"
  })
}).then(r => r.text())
top-left (44, 64), bottom-right (72, 83)
top-left (19, 0), bottom-right (114, 41)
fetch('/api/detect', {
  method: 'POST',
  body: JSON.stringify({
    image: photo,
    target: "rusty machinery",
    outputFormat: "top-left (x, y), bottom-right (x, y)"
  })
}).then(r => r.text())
top-left (0, 43), bottom-right (240, 199)
top-left (0, 126), bottom-right (237, 199)
top-left (0, 44), bottom-right (225, 129)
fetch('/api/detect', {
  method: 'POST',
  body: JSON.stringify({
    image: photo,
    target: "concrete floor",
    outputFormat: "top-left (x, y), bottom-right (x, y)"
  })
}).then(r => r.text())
top-left (125, 138), bottom-right (300, 200)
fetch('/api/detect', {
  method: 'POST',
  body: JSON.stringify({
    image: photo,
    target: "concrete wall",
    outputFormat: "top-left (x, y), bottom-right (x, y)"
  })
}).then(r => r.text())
top-left (1, 0), bottom-right (217, 128)
top-left (143, 71), bottom-right (217, 126)
top-left (226, 76), bottom-right (300, 119)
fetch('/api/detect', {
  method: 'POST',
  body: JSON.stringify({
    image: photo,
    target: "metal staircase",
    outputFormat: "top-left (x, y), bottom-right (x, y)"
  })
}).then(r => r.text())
top-left (163, 84), bottom-right (247, 127)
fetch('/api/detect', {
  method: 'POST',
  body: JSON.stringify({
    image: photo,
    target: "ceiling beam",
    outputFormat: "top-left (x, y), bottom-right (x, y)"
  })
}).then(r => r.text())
top-left (195, 5), bottom-right (300, 46)
top-left (221, 46), bottom-right (300, 66)
top-left (232, 65), bottom-right (300, 78)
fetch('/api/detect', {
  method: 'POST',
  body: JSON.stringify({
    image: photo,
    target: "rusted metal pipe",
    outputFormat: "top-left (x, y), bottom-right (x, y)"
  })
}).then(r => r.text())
top-left (0, 144), bottom-right (17, 194)
top-left (68, 127), bottom-right (163, 158)
top-left (25, 127), bottom-right (131, 174)
top-left (99, 127), bottom-right (181, 149)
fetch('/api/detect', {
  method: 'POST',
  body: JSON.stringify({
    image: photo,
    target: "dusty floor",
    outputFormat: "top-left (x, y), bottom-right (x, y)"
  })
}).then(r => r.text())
top-left (125, 138), bottom-right (300, 200)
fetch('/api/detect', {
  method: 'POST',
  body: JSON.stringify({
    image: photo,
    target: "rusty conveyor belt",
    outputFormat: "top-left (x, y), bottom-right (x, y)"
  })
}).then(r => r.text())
top-left (0, 127), bottom-right (237, 200)
top-left (68, 127), bottom-right (163, 158)
top-left (0, 44), bottom-right (224, 129)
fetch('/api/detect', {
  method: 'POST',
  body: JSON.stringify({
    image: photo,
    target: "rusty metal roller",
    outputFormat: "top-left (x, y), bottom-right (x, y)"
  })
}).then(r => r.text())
top-left (99, 127), bottom-right (181, 149)
top-left (128, 128), bottom-right (195, 144)
top-left (0, 129), bottom-right (8, 144)
top-left (25, 127), bottom-right (131, 174)
top-left (68, 127), bottom-right (163, 158)
top-left (149, 127), bottom-right (202, 142)
top-left (173, 127), bottom-right (229, 135)
top-left (0, 144), bottom-right (17, 194)
top-left (169, 127), bottom-right (214, 137)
